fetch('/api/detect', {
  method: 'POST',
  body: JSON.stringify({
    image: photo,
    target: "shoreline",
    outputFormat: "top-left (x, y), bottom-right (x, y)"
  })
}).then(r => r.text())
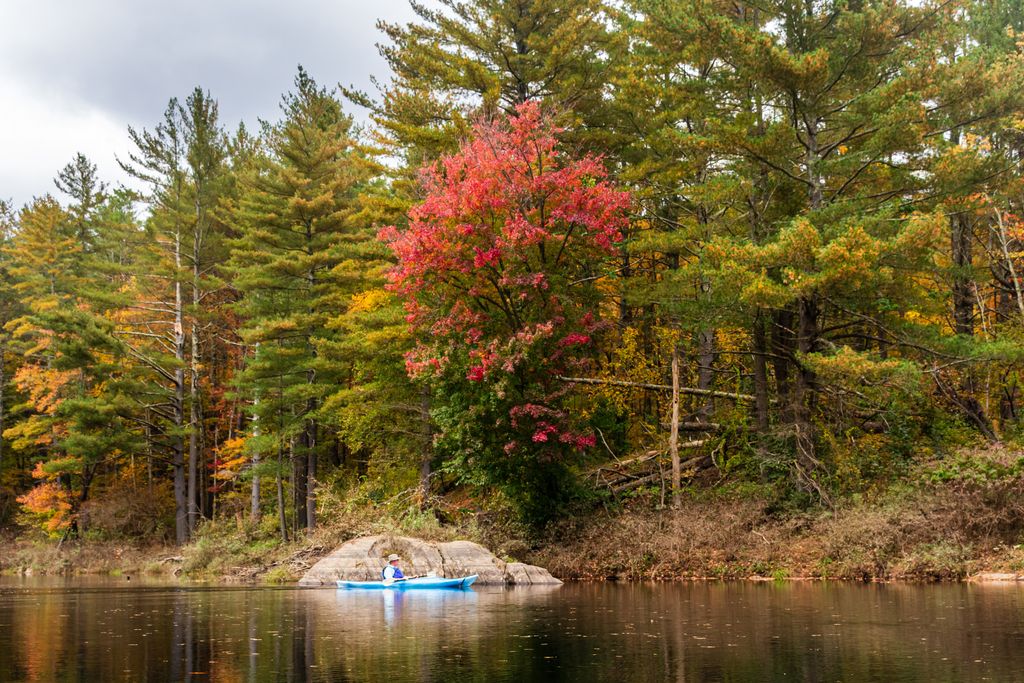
top-left (4, 538), bottom-right (1024, 586)
top-left (3, 567), bottom-right (1024, 585)
top-left (5, 453), bottom-right (1024, 586)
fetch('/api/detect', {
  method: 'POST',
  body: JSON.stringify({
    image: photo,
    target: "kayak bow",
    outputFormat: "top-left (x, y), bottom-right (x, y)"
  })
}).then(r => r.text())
top-left (336, 575), bottom-right (478, 590)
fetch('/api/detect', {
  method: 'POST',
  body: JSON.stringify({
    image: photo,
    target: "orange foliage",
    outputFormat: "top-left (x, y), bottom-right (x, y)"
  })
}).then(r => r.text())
top-left (13, 364), bottom-right (77, 415)
top-left (17, 482), bottom-right (73, 535)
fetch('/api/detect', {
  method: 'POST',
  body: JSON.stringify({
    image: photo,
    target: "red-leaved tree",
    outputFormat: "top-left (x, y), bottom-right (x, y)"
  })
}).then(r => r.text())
top-left (381, 102), bottom-right (629, 523)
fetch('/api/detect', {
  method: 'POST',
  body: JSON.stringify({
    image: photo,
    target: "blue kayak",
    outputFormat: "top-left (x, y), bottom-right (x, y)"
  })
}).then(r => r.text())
top-left (336, 575), bottom-right (478, 590)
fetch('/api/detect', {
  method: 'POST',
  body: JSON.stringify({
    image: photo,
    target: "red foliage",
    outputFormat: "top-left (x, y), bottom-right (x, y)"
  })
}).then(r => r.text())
top-left (381, 102), bottom-right (629, 454)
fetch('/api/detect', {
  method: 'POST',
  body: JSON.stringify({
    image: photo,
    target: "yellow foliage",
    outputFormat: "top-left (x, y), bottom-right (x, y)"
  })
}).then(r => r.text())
top-left (347, 288), bottom-right (392, 314)
top-left (582, 326), bottom-right (676, 431)
top-left (213, 436), bottom-right (249, 481)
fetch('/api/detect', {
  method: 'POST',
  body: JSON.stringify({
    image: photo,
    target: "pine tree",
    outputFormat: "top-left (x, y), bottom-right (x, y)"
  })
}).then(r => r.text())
top-left (317, 176), bottom-right (424, 502)
top-left (120, 99), bottom-right (195, 544)
top-left (7, 157), bottom-right (139, 536)
top-left (228, 68), bottom-right (373, 534)
top-left (350, 0), bottom-right (618, 166)
top-left (180, 88), bottom-right (229, 533)
top-left (689, 0), bottom-right (1024, 490)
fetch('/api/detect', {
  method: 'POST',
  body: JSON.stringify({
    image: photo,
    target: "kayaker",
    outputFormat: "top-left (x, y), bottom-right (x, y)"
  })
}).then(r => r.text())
top-left (382, 553), bottom-right (405, 581)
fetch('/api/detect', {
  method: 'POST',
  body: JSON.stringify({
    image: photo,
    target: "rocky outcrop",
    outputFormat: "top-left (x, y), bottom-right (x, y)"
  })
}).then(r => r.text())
top-left (298, 535), bottom-right (562, 587)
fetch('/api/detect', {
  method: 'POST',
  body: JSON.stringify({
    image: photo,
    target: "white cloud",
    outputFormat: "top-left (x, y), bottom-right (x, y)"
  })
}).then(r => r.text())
top-left (0, 0), bottom-right (419, 207)
top-left (0, 77), bottom-right (136, 207)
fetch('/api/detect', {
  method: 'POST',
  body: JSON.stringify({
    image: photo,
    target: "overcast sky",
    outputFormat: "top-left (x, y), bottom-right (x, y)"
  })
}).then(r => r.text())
top-left (0, 0), bottom-right (419, 208)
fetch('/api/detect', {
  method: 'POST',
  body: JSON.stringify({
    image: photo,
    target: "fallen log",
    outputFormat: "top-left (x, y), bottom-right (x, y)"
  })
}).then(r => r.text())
top-left (660, 421), bottom-right (726, 431)
top-left (609, 454), bottom-right (709, 495)
top-left (595, 441), bottom-right (707, 473)
top-left (558, 375), bottom-right (760, 402)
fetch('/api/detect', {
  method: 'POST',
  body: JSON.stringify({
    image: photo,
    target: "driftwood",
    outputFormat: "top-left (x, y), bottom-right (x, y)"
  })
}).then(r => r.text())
top-left (600, 442), bottom-right (706, 472)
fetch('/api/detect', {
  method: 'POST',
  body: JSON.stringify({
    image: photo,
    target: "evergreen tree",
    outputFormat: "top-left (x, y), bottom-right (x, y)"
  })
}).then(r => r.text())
top-left (6, 159), bottom-right (138, 537)
top-left (350, 0), bottom-right (618, 166)
top-left (120, 99), bottom-right (195, 544)
top-left (228, 68), bottom-right (374, 534)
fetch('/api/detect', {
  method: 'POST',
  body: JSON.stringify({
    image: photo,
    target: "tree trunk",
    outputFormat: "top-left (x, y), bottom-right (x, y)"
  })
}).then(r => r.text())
top-left (298, 220), bottom-right (316, 532)
top-left (950, 208), bottom-right (996, 438)
top-left (276, 440), bottom-right (288, 543)
top-left (305, 418), bottom-right (317, 531)
top-left (203, 426), bottom-right (213, 519)
top-left (670, 344), bottom-right (681, 508)
top-left (250, 402), bottom-right (261, 523)
top-left (694, 201), bottom-right (716, 422)
top-left (747, 146), bottom-right (771, 435)
top-left (951, 210), bottom-right (974, 336)
top-left (418, 388), bottom-right (433, 507)
top-left (770, 309), bottom-right (794, 421)
top-left (188, 342), bottom-right (200, 535)
top-left (292, 437), bottom-right (307, 532)
top-left (792, 295), bottom-right (819, 471)
top-left (188, 214), bottom-right (204, 533)
top-left (792, 117), bottom-right (822, 480)
top-left (75, 463), bottom-right (97, 535)
top-left (695, 327), bottom-right (715, 422)
top-left (1000, 380), bottom-right (1018, 426)
top-left (751, 313), bottom-right (770, 432)
top-left (173, 227), bottom-right (188, 545)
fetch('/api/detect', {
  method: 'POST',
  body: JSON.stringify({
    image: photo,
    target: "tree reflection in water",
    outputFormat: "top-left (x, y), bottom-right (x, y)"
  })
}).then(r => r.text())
top-left (1, 579), bottom-right (1024, 681)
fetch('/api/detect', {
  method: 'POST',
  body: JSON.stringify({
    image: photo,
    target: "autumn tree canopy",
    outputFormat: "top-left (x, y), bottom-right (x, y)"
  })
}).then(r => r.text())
top-left (4, 0), bottom-right (1024, 541)
top-left (381, 102), bottom-right (629, 521)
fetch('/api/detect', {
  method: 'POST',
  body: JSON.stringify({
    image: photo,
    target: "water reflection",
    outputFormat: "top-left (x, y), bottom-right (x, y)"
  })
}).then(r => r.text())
top-left (367, 586), bottom-right (480, 628)
top-left (1, 579), bottom-right (1023, 681)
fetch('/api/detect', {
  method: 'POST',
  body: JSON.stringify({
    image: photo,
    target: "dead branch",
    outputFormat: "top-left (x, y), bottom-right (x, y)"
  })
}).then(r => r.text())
top-left (558, 375), bottom-right (760, 402)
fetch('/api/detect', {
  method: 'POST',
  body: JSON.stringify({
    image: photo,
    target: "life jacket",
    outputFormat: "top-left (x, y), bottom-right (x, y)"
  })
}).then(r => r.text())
top-left (382, 565), bottom-right (405, 580)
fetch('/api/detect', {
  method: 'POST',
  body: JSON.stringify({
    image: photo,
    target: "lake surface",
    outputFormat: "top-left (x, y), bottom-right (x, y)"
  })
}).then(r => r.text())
top-left (1, 578), bottom-right (1023, 682)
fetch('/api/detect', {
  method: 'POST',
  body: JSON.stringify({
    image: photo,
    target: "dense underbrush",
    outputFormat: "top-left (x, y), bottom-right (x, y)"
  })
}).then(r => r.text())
top-left (5, 447), bottom-right (1024, 583)
top-left (534, 447), bottom-right (1024, 581)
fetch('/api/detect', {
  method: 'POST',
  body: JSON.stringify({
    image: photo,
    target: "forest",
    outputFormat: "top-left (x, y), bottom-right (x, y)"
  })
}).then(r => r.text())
top-left (3, 0), bottom-right (1024, 562)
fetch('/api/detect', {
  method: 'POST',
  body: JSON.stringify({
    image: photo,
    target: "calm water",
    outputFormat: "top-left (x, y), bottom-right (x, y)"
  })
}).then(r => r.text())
top-left (1, 578), bottom-right (1023, 682)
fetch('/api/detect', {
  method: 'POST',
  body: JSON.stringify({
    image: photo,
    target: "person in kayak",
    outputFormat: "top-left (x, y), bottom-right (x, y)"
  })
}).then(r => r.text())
top-left (383, 553), bottom-right (405, 581)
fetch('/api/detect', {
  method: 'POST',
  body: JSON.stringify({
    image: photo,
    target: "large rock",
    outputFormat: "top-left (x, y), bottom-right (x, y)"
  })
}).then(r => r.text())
top-left (298, 535), bottom-right (562, 587)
